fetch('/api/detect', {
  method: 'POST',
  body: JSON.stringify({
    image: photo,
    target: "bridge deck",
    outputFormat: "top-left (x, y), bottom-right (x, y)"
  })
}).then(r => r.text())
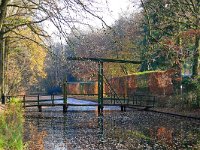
top-left (5, 95), bottom-right (155, 112)
top-left (25, 103), bottom-right (129, 107)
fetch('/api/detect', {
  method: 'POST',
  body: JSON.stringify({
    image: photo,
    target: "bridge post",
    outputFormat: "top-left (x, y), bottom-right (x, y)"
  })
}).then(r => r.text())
top-left (98, 61), bottom-right (104, 113)
top-left (51, 94), bottom-right (55, 105)
top-left (38, 106), bottom-right (42, 112)
top-left (114, 94), bottom-right (116, 104)
top-left (97, 114), bottom-right (104, 142)
top-left (121, 105), bottom-right (123, 111)
top-left (120, 105), bottom-right (126, 112)
top-left (23, 95), bottom-right (25, 108)
top-left (63, 77), bottom-right (67, 113)
top-left (1, 93), bottom-right (5, 104)
top-left (63, 104), bottom-right (67, 113)
top-left (37, 94), bottom-right (42, 112)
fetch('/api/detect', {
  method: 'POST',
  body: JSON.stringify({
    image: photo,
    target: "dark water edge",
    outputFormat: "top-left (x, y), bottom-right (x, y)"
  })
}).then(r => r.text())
top-left (24, 99), bottom-right (200, 150)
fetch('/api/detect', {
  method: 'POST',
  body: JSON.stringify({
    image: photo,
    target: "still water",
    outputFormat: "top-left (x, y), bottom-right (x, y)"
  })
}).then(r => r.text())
top-left (24, 99), bottom-right (200, 150)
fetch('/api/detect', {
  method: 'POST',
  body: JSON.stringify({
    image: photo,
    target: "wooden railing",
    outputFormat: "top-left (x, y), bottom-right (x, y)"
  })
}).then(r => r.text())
top-left (4, 93), bottom-right (156, 112)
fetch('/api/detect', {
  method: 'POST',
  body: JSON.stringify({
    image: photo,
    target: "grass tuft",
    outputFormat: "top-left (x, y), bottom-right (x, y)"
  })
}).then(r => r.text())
top-left (0, 98), bottom-right (24, 150)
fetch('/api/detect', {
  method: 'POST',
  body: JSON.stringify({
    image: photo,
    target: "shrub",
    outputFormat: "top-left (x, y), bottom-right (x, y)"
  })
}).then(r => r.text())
top-left (182, 76), bottom-right (200, 109)
top-left (0, 98), bottom-right (24, 150)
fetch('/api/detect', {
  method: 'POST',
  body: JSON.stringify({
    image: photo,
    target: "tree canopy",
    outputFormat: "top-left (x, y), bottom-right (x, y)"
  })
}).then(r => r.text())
top-left (0, 0), bottom-right (199, 95)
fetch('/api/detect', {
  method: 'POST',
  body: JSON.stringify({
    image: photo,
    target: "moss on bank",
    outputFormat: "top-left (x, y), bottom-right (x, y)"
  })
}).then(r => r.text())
top-left (0, 99), bottom-right (24, 150)
top-left (131, 70), bottom-right (164, 76)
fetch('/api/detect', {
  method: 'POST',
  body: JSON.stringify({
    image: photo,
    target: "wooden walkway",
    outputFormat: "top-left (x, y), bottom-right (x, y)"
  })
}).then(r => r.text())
top-left (5, 94), bottom-right (155, 112)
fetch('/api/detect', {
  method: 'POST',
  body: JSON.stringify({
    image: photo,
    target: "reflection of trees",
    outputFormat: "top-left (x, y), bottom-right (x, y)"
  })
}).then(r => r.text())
top-left (102, 116), bottom-right (151, 149)
top-left (157, 127), bottom-right (173, 145)
top-left (25, 112), bottom-right (200, 149)
top-left (25, 122), bottom-right (47, 150)
top-left (97, 114), bottom-right (104, 143)
top-left (149, 127), bottom-right (173, 146)
top-left (101, 116), bottom-right (200, 149)
top-left (149, 125), bottom-right (200, 149)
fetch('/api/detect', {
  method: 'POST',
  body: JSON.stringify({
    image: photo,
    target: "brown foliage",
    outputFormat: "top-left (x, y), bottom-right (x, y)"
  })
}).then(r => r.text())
top-left (148, 71), bottom-right (174, 95)
top-left (150, 127), bottom-right (173, 146)
top-left (67, 70), bottom-right (175, 96)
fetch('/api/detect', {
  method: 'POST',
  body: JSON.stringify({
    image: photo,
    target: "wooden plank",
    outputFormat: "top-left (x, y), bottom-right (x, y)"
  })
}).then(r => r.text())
top-left (67, 104), bottom-right (98, 106)
top-left (21, 99), bottom-right (63, 103)
top-left (25, 104), bottom-right (64, 107)
top-left (67, 81), bottom-right (96, 84)
top-left (66, 57), bottom-right (141, 64)
top-left (103, 98), bottom-right (129, 101)
top-left (24, 103), bottom-right (129, 107)
top-left (127, 104), bottom-right (154, 108)
top-left (67, 104), bottom-right (127, 106)
top-left (68, 94), bottom-right (98, 96)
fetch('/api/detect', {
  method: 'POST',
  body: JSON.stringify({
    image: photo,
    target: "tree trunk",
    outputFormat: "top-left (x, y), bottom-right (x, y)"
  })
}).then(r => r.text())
top-left (0, 0), bottom-right (10, 30)
top-left (140, 0), bottom-right (153, 71)
top-left (4, 38), bottom-right (8, 94)
top-left (192, 13), bottom-right (200, 78)
top-left (0, 0), bottom-right (9, 96)
top-left (0, 32), bottom-right (5, 95)
top-left (192, 35), bottom-right (200, 78)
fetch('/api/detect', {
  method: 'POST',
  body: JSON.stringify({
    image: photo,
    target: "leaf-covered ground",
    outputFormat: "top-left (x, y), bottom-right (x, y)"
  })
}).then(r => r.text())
top-left (152, 108), bottom-right (200, 119)
top-left (24, 106), bottom-right (200, 150)
top-left (66, 96), bottom-right (200, 118)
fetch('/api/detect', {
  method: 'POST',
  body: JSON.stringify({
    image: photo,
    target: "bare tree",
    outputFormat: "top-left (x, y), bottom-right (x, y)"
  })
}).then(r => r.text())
top-left (0, 0), bottom-right (110, 95)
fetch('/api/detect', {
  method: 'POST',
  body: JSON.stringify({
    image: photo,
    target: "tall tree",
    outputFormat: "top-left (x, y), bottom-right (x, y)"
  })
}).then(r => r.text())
top-left (139, 0), bottom-right (200, 77)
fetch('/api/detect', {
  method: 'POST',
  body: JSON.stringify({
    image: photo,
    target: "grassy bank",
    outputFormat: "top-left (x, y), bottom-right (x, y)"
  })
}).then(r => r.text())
top-left (0, 99), bottom-right (24, 150)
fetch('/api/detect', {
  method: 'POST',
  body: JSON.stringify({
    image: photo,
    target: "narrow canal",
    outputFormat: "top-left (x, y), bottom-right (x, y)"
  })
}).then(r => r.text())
top-left (24, 98), bottom-right (200, 150)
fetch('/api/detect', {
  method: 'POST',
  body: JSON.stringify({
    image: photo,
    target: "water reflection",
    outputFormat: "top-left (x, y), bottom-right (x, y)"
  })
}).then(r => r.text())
top-left (150, 127), bottom-right (173, 146)
top-left (98, 114), bottom-right (105, 143)
top-left (25, 110), bottom-right (200, 150)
